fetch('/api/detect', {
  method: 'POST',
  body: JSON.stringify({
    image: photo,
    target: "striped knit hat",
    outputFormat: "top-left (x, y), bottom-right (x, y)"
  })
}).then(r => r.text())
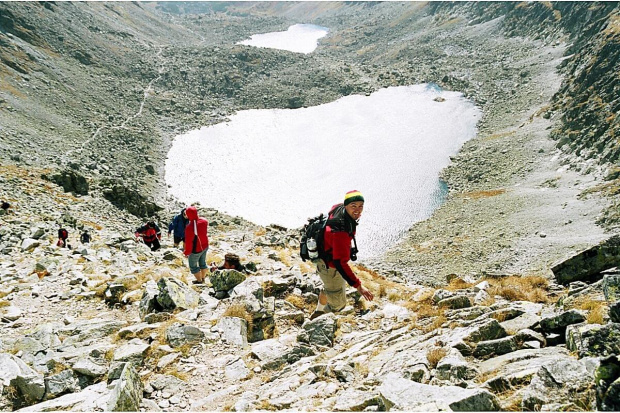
top-left (344, 190), bottom-right (364, 206)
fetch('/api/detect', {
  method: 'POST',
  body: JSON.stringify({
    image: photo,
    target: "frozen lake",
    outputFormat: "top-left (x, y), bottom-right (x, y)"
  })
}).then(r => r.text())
top-left (237, 23), bottom-right (329, 53)
top-left (165, 85), bottom-right (481, 259)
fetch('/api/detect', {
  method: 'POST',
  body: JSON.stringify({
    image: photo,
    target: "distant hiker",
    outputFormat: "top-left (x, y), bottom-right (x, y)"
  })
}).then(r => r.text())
top-left (184, 206), bottom-right (209, 284)
top-left (210, 252), bottom-right (246, 273)
top-left (57, 225), bottom-right (69, 248)
top-left (135, 221), bottom-right (162, 251)
top-left (311, 190), bottom-right (374, 320)
top-left (168, 208), bottom-right (188, 249)
top-left (80, 230), bottom-right (91, 244)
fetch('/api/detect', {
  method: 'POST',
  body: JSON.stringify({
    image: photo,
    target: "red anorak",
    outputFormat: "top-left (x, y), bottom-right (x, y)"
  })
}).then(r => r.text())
top-left (184, 206), bottom-right (209, 256)
top-left (322, 204), bottom-right (361, 288)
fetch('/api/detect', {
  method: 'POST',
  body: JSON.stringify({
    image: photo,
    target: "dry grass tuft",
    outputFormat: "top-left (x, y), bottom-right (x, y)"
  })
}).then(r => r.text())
top-left (459, 188), bottom-right (507, 200)
top-left (445, 277), bottom-right (474, 291)
top-left (284, 294), bottom-right (315, 314)
top-left (572, 296), bottom-right (607, 325)
top-left (426, 347), bottom-right (448, 369)
top-left (276, 248), bottom-right (292, 266)
top-left (254, 400), bottom-right (277, 411)
top-left (0, 300), bottom-right (10, 308)
top-left (254, 227), bottom-right (267, 237)
top-left (485, 275), bottom-right (552, 303)
top-left (223, 304), bottom-right (254, 333)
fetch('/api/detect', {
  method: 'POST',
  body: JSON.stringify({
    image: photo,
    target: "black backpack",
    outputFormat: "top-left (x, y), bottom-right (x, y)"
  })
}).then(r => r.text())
top-left (299, 213), bottom-right (328, 262)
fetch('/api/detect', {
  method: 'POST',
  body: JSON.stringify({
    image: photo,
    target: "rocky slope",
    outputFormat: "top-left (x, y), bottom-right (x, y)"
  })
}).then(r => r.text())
top-left (1, 1), bottom-right (620, 412)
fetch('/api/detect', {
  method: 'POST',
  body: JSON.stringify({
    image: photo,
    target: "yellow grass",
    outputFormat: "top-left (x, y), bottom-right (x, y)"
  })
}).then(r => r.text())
top-left (484, 275), bottom-right (552, 303)
top-left (223, 304), bottom-right (254, 333)
top-left (426, 347), bottom-right (448, 369)
top-left (284, 294), bottom-right (314, 314)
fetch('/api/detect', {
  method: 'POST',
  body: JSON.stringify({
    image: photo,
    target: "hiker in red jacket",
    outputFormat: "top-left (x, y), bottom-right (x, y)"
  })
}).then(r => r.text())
top-left (312, 190), bottom-right (374, 319)
top-left (184, 205), bottom-right (209, 284)
top-left (135, 221), bottom-right (162, 251)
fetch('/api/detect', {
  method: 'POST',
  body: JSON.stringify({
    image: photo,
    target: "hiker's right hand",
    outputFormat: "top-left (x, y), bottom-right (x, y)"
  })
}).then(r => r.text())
top-left (357, 285), bottom-right (374, 302)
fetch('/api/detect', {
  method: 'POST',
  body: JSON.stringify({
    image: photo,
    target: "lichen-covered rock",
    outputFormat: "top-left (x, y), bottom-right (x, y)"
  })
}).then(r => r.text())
top-left (473, 336), bottom-right (518, 359)
top-left (566, 322), bottom-right (620, 357)
top-left (138, 280), bottom-right (162, 320)
top-left (298, 312), bottom-right (337, 348)
top-left (156, 277), bottom-right (199, 311)
top-left (0, 353), bottom-right (45, 403)
top-left (595, 355), bottom-right (620, 411)
top-left (379, 372), bottom-right (500, 411)
top-left (603, 274), bottom-right (620, 302)
top-left (551, 235), bottom-right (620, 284)
top-left (107, 363), bottom-right (143, 411)
top-left (211, 269), bottom-right (246, 292)
top-left (165, 323), bottom-right (206, 348)
top-left (438, 295), bottom-right (472, 309)
top-left (538, 309), bottom-right (586, 333)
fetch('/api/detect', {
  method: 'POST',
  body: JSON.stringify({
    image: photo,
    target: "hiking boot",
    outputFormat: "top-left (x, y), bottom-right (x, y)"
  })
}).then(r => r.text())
top-left (309, 310), bottom-right (325, 320)
top-left (192, 279), bottom-right (204, 285)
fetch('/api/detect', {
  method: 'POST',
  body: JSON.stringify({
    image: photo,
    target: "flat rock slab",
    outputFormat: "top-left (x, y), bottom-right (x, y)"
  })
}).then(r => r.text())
top-left (551, 235), bottom-right (620, 284)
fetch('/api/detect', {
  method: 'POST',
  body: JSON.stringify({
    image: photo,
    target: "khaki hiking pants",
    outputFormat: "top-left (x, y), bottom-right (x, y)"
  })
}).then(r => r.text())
top-left (316, 259), bottom-right (347, 312)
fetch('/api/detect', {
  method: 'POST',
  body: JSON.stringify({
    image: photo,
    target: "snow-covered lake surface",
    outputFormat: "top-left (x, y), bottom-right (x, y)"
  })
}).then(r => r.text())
top-left (165, 85), bottom-right (481, 259)
top-left (237, 23), bottom-right (329, 53)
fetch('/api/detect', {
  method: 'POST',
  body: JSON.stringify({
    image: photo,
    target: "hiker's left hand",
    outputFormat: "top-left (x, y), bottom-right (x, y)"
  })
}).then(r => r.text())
top-left (357, 285), bottom-right (374, 302)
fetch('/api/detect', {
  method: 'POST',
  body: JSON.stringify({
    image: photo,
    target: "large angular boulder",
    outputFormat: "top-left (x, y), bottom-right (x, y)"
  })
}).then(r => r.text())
top-left (216, 317), bottom-right (248, 348)
top-left (107, 363), bottom-right (143, 411)
top-left (520, 358), bottom-right (595, 411)
top-left (0, 353), bottom-right (45, 404)
top-left (538, 309), bottom-right (586, 333)
top-left (378, 372), bottom-right (500, 411)
top-left (157, 277), bottom-right (199, 311)
top-left (566, 322), bottom-right (620, 357)
top-left (551, 235), bottom-right (620, 284)
top-left (138, 280), bottom-right (163, 320)
top-left (46, 169), bottom-right (89, 195)
top-left (165, 323), bottom-right (206, 348)
top-left (298, 312), bottom-right (337, 348)
top-left (595, 355), bottom-right (620, 411)
top-left (44, 369), bottom-right (80, 400)
top-left (603, 274), bottom-right (620, 301)
top-left (473, 336), bottom-right (518, 360)
top-left (211, 269), bottom-right (246, 293)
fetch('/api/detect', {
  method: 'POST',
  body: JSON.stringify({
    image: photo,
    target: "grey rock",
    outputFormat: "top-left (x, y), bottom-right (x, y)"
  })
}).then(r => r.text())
top-left (230, 278), bottom-right (264, 301)
top-left (431, 289), bottom-right (453, 304)
top-left (17, 382), bottom-right (109, 411)
top-left (551, 235), bottom-right (620, 284)
top-left (211, 269), bottom-right (246, 292)
top-left (21, 238), bottom-right (40, 251)
top-left (332, 387), bottom-right (382, 411)
top-left (107, 363), bottom-right (143, 412)
top-left (72, 357), bottom-right (108, 378)
top-left (539, 309), bottom-right (586, 333)
top-left (298, 312), bottom-right (337, 348)
top-left (104, 283), bottom-right (127, 306)
top-left (473, 336), bottom-right (518, 359)
top-left (0, 353), bottom-right (45, 403)
top-left (610, 301), bottom-right (620, 323)
top-left (438, 295), bottom-right (472, 309)
top-left (225, 358), bottom-right (251, 380)
top-left (566, 322), bottom-right (620, 357)
top-left (112, 342), bottom-right (150, 364)
top-left (44, 369), bottom-right (79, 400)
top-left (435, 349), bottom-right (478, 383)
top-left (156, 277), bottom-right (199, 311)
top-left (216, 317), bottom-right (248, 348)
top-left (165, 323), bottom-right (205, 348)
top-left (602, 274), bottom-right (620, 302)
top-left (595, 355), bottom-right (620, 411)
top-left (378, 372), bottom-right (500, 411)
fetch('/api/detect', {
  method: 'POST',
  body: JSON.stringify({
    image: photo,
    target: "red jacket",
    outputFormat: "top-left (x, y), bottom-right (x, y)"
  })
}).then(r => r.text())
top-left (184, 206), bottom-right (209, 256)
top-left (322, 204), bottom-right (361, 288)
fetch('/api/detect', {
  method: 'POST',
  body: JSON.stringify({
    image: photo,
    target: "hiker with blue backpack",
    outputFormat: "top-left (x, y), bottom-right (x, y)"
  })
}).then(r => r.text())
top-left (168, 208), bottom-right (188, 249)
top-left (302, 190), bottom-right (374, 320)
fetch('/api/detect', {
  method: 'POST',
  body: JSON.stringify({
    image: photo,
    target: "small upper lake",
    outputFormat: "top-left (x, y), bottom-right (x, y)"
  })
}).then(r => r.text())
top-left (165, 85), bottom-right (481, 259)
top-left (237, 24), bottom-right (329, 53)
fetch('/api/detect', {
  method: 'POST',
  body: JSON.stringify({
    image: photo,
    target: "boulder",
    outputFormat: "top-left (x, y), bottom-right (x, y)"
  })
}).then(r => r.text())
top-left (211, 269), bottom-right (246, 292)
top-left (225, 358), bottom-right (251, 381)
top-left (17, 382), bottom-right (109, 411)
top-left (156, 277), bottom-right (199, 311)
top-left (438, 295), bottom-right (472, 309)
top-left (165, 323), bottom-right (206, 348)
top-left (435, 348), bottom-right (478, 383)
top-left (538, 309), bottom-right (586, 333)
top-left (112, 341), bottom-right (150, 364)
top-left (551, 235), bottom-right (620, 284)
top-left (0, 353), bottom-right (45, 404)
top-left (566, 322), bottom-right (620, 357)
top-left (47, 169), bottom-right (89, 195)
top-left (595, 355), bottom-right (620, 411)
top-left (216, 317), bottom-right (248, 348)
top-left (107, 363), bottom-right (143, 412)
top-left (104, 283), bottom-right (127, 306)
top-left (520, 358), bottom-right (595, 411)
top-left (378, 372), bottom-right (500, 411)
top-left (44, 369), bottom-right (80, 400)
top-left (610, 301), bottom-right (620, 323)
top-left (230, 278), bottom-right (263, 301)
top-left (138, 280), bottom-right (162, 320)
top-left (473, 336), bottom-right (518, 359)
top-left (72, 357), bottom-right (108, 378)
top-left (332, 387), bottom-right (382, 411)
top-left (298, 312), bottom-right (337, 348)
top-left (602, 274), bottom-right (620, 301)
